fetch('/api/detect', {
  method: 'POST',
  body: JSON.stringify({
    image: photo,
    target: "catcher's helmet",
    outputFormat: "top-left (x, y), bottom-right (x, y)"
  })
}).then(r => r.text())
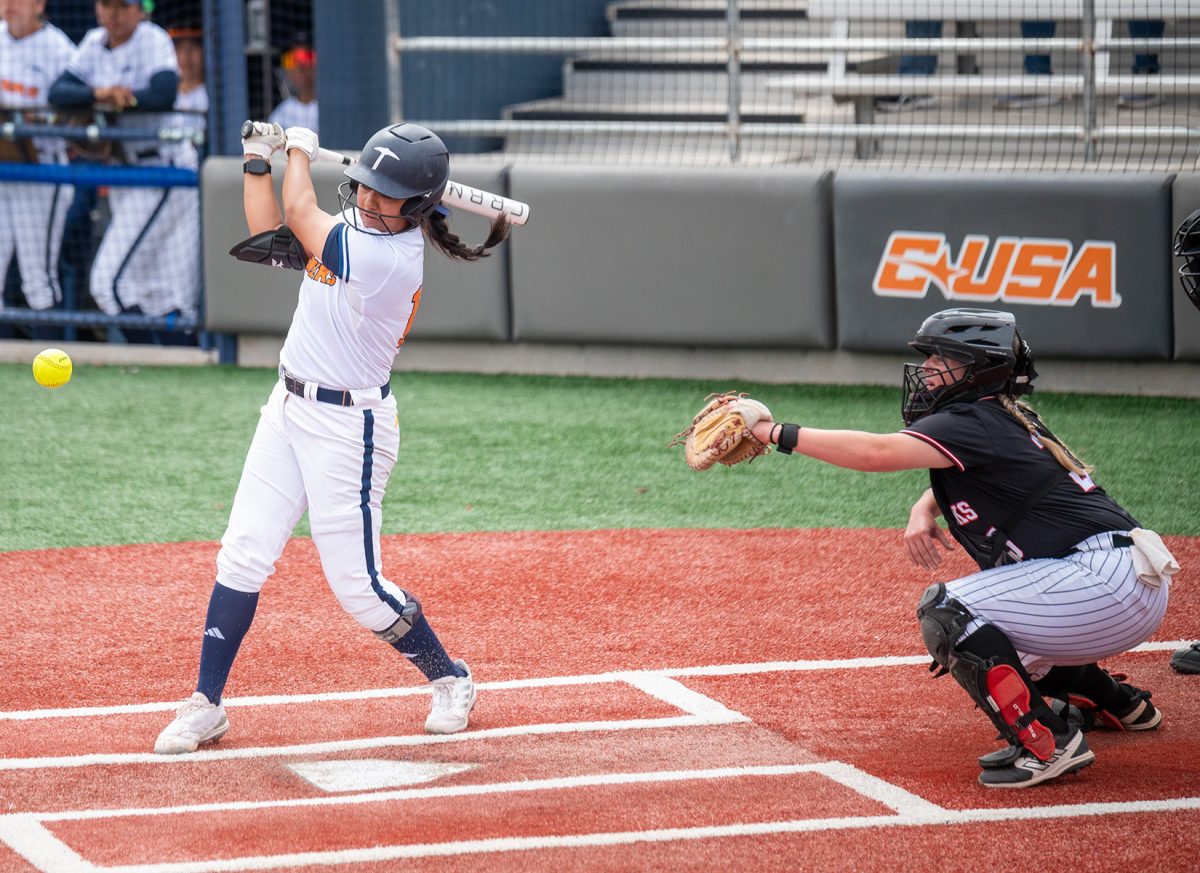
top-left (1173, 208), bottom-right (1200, 312)
top-left (901, 308), bottom-right (1036, 425)
top-left (340, 123), bottom-right (449, 230)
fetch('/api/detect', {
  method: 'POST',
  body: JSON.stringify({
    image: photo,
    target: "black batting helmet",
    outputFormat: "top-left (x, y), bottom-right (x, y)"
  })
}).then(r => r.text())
top-left (340, 123), bottom-right (450, 229)
top-left (1173, 208), bottom-right (1200, 312)
top-left (901, 308), bottom-right (1036, 425)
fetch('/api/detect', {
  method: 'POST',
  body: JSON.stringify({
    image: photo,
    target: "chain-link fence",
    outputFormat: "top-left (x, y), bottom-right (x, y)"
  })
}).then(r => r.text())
top-left (390, 0), bottom-right (1200, 171)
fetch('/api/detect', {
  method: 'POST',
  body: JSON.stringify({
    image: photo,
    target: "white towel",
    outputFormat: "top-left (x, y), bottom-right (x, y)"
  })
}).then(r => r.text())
top-left (1129, 528), bottom-right (1181, 589)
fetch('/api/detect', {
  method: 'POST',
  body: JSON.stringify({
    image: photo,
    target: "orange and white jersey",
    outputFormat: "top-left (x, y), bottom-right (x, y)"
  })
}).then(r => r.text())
top-left (0, 20), bottom-right (75, 163)
top-left (279, 212), bottom-right (425, 391)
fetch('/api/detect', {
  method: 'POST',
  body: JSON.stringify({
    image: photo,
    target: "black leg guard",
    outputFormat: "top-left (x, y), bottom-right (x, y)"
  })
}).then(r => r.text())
top-left (372, 593), bottom-right (422, 643)
top-left (1040, 663), bottom-right (1155, 731)
top-left (917, 584), bottom-right (1067, 761)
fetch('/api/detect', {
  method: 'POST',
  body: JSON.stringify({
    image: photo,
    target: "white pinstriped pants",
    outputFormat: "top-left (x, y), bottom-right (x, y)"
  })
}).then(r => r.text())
top-left (947, 532), bottom-right (1170, 680)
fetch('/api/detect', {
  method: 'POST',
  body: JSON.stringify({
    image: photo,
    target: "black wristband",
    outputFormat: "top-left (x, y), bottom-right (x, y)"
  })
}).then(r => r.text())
top-left (243, 157), bottom-right (271, 176)
top-left (776, 423), bottom-right (801, 455)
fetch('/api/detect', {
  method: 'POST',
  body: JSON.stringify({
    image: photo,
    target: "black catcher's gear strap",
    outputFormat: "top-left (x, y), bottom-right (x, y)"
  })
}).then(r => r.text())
top-left (981, 467), bottom-right (1070, 567)
top-left (775, 424), bottom-right (801, 455)
top-left (228, 225), bottom-right (308, 271)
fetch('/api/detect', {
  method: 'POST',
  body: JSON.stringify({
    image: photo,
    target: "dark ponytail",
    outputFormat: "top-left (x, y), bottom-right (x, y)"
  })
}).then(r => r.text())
top-left (422, 210), bottom-right (511, 262)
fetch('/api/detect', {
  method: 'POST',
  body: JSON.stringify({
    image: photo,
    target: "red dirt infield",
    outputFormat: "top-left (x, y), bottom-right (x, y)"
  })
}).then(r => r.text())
top-left (1, 528), bottom-right (1197, 871)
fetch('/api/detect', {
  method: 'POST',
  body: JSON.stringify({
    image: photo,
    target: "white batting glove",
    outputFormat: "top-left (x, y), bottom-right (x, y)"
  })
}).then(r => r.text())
top-left (240, 120), bottom-right (284, 159)
top-left (729, 397), bottom-right (773, 428)
top-left (285, 126), bottom-right (319, 160)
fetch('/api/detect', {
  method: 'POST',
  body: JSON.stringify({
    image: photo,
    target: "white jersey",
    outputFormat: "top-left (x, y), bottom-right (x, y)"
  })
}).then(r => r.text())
top-left (65, 22), bottom-right (180, 163)
top-left (0, 20), bottom-right (75, 163)
top-left (268, 97), bottom-right (319, 133)
top-left (279, 213), bottom-right (424, 390)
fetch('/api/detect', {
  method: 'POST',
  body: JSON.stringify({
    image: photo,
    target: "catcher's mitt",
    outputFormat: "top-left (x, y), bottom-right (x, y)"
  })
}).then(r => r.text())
top-left (669, 392), bottom-right (771, 471)
top-left (1171, 642), bottom-right (1200, 675)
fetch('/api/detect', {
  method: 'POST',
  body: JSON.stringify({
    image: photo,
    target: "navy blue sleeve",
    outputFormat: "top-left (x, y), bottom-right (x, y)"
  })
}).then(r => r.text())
top-left (131, 70), bottom-right (179, 112)
top-left (320, 224), bottom-right (350, 281)
top-left (48, 70), bottom-right (94, 108)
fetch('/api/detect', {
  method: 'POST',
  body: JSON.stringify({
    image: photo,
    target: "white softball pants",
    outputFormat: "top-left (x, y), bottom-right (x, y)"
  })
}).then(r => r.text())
top-left (90, 184), bottom-right (201, 318)
top-left (0, 182), bottom-right (72, 310)
top-left (216, 381), bottom-right (409, 633)
top-left (947, 531), bottom-right (1170, 680)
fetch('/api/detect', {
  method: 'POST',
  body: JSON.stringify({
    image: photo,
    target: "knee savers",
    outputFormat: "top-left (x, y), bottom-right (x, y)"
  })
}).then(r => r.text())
top-left (917, 583), bottom-right (1057, 760)
top-left (373, 593), bottom-right (422, 643)
top-left (917, 582), bottom-right (973, 670)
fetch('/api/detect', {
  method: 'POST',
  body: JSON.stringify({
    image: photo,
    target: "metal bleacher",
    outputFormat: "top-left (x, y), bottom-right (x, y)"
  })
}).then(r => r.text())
top-left (398, 0), bottom-right (1200, 171)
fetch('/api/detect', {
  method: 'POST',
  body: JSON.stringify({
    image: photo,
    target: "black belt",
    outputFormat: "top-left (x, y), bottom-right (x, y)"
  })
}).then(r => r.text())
top-left (282, 372), bottom-right (390, 407)
top-left (1069, 533), bottom-right (1134, 555)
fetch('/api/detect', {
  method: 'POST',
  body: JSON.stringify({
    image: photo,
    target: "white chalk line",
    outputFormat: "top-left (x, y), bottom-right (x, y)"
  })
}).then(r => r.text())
top-left (4, 776), bottom-right (1198, 873)
top-left (0, 713), bottom-right (749, 772)
top-left (1, 640), bottom-right (1186, 723)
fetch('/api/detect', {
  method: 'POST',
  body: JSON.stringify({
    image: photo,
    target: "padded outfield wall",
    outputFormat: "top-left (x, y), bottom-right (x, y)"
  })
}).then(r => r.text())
top-left (203, 161), bottom-right (1198, 372)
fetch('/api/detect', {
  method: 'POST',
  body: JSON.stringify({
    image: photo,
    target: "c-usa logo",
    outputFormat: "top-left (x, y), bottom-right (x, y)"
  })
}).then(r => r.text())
top-left (371, 146), bottom-right (399, 170)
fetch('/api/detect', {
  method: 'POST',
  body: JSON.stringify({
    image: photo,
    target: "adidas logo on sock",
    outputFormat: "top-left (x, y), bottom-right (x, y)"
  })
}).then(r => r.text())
top-left (204, 627), bottom-right (226, 640)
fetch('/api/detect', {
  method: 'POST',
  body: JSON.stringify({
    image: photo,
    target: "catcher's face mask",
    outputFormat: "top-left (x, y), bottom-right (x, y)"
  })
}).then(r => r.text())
top-left (901, 354), bottom-right (973, 425)
top-left (1174, 208), bottom-right (1200, 312)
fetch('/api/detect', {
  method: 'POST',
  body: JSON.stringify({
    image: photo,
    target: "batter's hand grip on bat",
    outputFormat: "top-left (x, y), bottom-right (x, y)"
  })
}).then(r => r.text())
top-left (311, 146), bottom-right (531, 227)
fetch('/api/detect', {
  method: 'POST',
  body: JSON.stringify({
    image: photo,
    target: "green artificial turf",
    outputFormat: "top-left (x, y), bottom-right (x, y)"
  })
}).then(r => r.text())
top-left (2, 362), bottom-right (1198, 551)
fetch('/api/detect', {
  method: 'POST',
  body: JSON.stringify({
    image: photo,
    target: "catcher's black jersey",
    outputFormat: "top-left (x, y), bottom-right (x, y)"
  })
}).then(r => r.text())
top-left (903, 399), bottom-right (1138, 569)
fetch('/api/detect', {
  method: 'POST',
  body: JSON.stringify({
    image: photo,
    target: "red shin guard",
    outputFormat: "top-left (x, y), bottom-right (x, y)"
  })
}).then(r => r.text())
top-left (987, 665), bottom-right (1055, 761)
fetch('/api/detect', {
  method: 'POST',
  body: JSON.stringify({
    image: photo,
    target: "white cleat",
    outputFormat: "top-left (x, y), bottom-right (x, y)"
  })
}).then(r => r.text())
top-left (425, 660), bottom-right (476, 735)
top-left (154, 692), bottom-right (229, 754)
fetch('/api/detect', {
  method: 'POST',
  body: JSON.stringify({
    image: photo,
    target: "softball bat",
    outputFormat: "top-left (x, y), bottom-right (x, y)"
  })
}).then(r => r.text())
top-left (314, 147), bottom-right (531, 227)
top-left (241, 120), bottom-right (531, 226)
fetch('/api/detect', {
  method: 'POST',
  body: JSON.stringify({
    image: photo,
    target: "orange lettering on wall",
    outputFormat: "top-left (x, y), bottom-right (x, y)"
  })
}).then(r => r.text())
top-left (1055, 242), bottom-right (1118, 307)
top-left (949, 236), bottom-right (1016, 299)
top-left (1002, 241), bottom-right (1070, 301)
top-left (873, 233), bottom-right (944, 296)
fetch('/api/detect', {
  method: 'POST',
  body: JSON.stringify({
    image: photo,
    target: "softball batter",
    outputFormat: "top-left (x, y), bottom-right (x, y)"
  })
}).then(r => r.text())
top-left (0, 0), bottom-right (75, 313)
top-left (155, 120), bottom-right (509, 753)
top-left (737, 308), bottom-right (1176, 788)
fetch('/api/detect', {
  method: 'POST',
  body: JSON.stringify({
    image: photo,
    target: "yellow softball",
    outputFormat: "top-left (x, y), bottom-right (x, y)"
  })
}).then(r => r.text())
top-left (32, 348), bottom-right (73, 389)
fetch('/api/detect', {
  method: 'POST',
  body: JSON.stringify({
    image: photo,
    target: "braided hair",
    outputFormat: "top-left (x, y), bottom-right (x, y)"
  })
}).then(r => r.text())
top-left (423, 210), bottom-right (511, 262)
top-left (996, 395), bottom-right (1093, 476)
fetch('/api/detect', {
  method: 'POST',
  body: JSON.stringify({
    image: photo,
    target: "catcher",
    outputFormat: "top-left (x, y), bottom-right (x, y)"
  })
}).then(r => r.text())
top-left (678, 308), bottom-right (1177, 788)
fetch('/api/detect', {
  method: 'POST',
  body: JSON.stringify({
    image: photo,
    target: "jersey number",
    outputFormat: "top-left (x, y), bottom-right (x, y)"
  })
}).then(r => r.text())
top-left (396, 287), bottom-right (422, 348)
top-left (1069, 470), bottom-right (1097, 492)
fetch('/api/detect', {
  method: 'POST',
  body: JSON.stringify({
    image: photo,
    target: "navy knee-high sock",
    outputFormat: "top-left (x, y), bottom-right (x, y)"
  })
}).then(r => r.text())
top-left (389, 612), bottom-right (467, 681)
top-left (196, 581), bottom-right (259, 704)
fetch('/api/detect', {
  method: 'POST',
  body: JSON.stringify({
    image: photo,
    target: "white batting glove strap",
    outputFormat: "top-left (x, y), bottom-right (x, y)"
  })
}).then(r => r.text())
top-left (241, 121), bottom-right (285, 158)
top-left (241, 141), bottom-right (274, 159)
top-left (285, 126), bottom-right (319, 159)
top-left (729, 398), bottom-right (772, 428)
